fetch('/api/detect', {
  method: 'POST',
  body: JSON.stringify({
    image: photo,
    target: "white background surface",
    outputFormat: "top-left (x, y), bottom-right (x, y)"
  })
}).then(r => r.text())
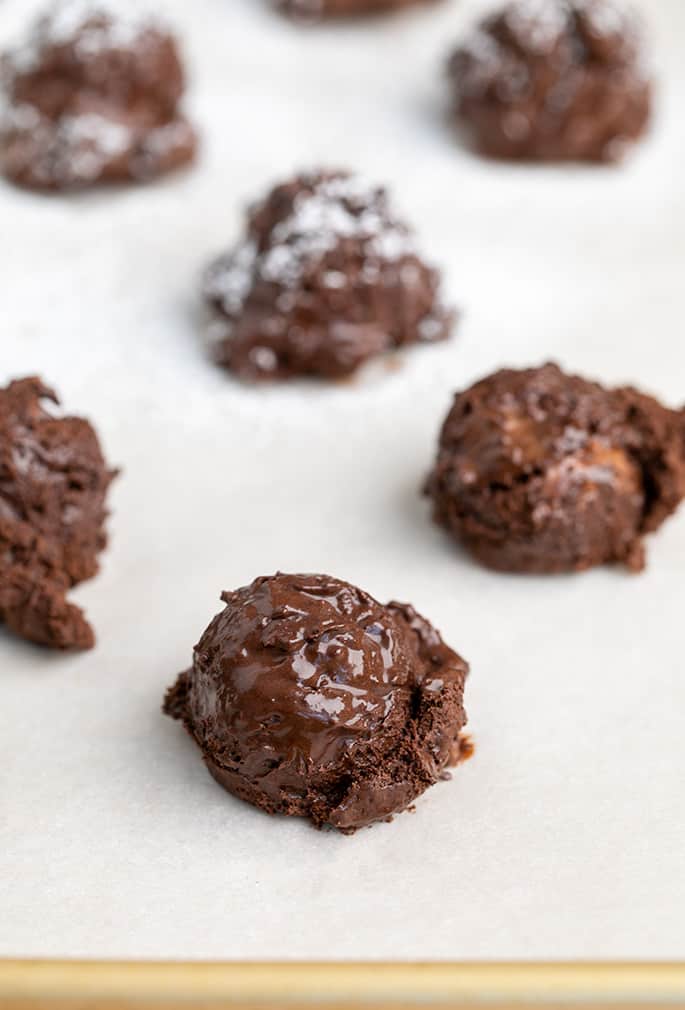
top-left (1, 0), bottom-right (684, 961)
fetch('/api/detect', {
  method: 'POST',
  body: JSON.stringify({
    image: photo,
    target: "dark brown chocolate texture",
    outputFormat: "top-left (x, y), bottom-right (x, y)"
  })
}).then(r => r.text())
top-left (164, 573), bottom-right (469, 832)
top-left (203, 170), bottom-right (454, 381)
top-left (0, 377), bottom-right (115, 649)
top-left (447, 0), bottom-right (652, 162)
top-left (426, 363), bottom-right (685, 574)
top-left (0, 0), bottom-right (197, 191)
top-left (277, 0), bottom-right (440, 19)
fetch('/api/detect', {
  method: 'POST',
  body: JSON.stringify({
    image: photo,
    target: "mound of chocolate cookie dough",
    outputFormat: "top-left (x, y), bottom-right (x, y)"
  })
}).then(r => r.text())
top-left (427, 363), bottom-right (685, 574)
top-left (164, 573), bottom-right (469, 832)
top-left (0, 0), bottom-right (197, 190)
top-left (0, 377), bottom-right (115, 649)
top-left (277, 0), bottom-right (439, 19)
top-left (203, 170), bottom-right (454, 381)
top-left (447, 0), bottom-right (652, 161)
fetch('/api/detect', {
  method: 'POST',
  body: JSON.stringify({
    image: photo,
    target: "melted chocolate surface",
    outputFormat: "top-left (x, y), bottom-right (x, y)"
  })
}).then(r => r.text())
top-left (165, 573), bottom-right (469, 832)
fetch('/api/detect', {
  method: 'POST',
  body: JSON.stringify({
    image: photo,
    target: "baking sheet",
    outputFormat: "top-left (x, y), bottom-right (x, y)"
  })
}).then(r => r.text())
top-left (1, 0), bottom-right (684, 962)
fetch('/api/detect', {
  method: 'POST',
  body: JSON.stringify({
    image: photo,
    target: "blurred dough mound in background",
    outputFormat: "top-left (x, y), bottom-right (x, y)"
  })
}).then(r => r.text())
top-left (203, 169), bottom-right (455, 381)
top-left (277, 0), bottom-right (442, 20)
top-left (447, 0), bottom-right (652, 161)
top-left (0, 0), bottom-right (197, 190)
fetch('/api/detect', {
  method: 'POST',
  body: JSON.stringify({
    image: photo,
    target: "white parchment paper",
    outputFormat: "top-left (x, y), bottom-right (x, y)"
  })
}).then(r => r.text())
top-left (1, 0), bottom-right (684, 961)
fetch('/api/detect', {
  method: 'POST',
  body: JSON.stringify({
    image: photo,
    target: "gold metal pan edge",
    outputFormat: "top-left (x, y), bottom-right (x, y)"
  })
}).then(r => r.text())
top-left (1, 962), bottom-right (685, 1009)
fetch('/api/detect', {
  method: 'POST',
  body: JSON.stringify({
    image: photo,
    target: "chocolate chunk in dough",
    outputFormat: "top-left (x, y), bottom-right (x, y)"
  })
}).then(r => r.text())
top-left (0, 0), bottom-right (197, 190)
top-left (164, 573), bottom-right (469, 832)
top-left (426, 363), bottom-right (685, 574)
top-left (447, 0), bottom-right (652, 162)
top-left (0, 377), bottom-right (116, 649)
top-left (277, 0), bottom-right (441, 19)
top-left (203, 170), bottom-right (455, 381)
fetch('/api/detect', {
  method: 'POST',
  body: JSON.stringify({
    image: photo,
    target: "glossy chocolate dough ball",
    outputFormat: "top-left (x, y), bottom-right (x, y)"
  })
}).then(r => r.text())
top-left (164, 573), bottom-right (469, 832)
